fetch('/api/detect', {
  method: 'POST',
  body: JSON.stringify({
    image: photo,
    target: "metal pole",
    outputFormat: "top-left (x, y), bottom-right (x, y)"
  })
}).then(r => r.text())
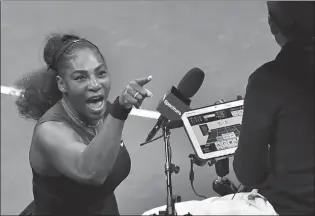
top-left (163, 126), bottom-right (176, 215)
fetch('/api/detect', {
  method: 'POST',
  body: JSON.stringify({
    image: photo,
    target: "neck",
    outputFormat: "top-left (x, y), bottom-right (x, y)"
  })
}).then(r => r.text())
top-left (62, 96), bottom-right (100, 127)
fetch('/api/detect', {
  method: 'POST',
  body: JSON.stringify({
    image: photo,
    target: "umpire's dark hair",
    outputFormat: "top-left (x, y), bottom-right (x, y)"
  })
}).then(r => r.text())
top-left (267, 1), bottom-right (314, 41)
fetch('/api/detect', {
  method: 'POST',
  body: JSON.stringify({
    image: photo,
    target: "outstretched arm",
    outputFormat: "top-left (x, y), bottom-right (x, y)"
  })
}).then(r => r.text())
top-left (37, 76), bottom-right (153, 186)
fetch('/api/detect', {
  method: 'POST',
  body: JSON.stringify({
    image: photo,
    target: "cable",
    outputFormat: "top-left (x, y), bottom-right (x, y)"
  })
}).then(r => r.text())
top-left (189, 158), bottom-right (207, 199)
top-left (170, 142), bottom-right (172, 161)
top-left (140, 134), bottom-right (164, 146)
top-left (231, 183), bottom-right (242, 200)
top-left (190, 181), bottom-right (207, 199)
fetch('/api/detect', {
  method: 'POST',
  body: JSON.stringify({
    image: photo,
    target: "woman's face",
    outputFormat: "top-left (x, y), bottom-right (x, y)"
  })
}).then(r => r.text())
top-left (60, 48), bottom-right (111, 124)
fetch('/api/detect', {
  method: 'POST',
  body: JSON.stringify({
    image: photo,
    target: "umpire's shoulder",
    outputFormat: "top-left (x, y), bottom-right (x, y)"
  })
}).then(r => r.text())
top-left (248, 60), bottom-right (279, 84)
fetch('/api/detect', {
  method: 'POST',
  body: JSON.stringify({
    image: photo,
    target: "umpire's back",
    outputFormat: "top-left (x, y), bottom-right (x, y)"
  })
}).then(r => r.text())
top-left (259, 40), bottom-right (314, 215)
top-left (256, 2), bottom-right (313, 214)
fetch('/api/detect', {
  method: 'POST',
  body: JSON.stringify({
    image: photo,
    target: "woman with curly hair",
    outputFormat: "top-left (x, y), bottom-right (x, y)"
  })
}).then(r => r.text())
top-left (16, 33), bottom-right (153, 215)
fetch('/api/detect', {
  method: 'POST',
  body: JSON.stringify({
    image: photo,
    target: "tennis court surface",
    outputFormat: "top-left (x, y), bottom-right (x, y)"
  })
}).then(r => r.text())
top-left (1, 1), bottom-right (278, 214)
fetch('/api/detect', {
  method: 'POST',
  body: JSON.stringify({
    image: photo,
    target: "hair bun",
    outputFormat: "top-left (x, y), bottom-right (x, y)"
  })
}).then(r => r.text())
top-left (43, 34), bottom-right (64, 67)
top-left (43, 33), bottom-right (81, 68)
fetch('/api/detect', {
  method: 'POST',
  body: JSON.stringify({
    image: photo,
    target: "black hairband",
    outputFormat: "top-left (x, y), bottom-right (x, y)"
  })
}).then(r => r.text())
top-left (49, 39), bottom-right (100, 70)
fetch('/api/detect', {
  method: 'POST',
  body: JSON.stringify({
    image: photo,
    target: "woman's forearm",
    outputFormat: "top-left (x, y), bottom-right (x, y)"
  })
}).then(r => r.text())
top-left (78, 76), bottom-right (152, 185)
top-left (80, 114), bottom-right (125, 185)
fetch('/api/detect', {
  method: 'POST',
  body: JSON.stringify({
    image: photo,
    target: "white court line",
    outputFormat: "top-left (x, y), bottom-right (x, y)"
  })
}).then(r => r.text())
top-left (1, 85), bottom-right (160, 119)
top-left (1, 86), bottom-right (22, 96)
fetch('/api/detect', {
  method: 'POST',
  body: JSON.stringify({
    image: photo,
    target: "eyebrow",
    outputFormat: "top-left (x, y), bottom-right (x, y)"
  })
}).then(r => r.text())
top-left (72, 64), bottom-right (106, 74)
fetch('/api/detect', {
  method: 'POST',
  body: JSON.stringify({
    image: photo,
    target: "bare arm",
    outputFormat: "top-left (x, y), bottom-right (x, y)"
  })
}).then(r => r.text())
top-left (36, 76), bottom-right (153, 186)
top-left (36, 115), bottom-right (124, 186)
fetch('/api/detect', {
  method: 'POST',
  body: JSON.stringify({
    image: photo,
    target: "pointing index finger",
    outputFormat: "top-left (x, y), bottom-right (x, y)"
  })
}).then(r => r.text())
top-left (135, 75), bottom-right (152, 86)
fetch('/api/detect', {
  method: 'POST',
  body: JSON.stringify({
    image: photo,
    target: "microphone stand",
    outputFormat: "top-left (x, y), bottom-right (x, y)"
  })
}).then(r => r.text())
top-left (159, 125), bottom-right (180, 216)
top-left (141, 124), bottom-right (183, 216)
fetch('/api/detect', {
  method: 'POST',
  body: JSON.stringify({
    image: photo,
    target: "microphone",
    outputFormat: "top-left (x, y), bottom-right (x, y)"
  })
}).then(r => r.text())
top-left (145, 68), bottom-right (205, 142)
top-left (165, 119), bottom-right (184, 129)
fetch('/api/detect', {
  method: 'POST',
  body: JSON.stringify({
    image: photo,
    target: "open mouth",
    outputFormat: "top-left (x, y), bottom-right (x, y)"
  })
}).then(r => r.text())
top-left (86, 95), bottom-right (105, 111)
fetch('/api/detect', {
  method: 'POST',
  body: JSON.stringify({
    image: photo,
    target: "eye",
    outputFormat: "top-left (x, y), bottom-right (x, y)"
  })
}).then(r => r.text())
top-left (98, 70), bottom-right (108, 77)
top-left (74, 75), bottom-right (86, 81)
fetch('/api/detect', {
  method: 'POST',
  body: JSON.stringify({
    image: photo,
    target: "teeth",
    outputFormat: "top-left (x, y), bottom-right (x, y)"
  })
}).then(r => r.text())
top-left (88, 100), bottom-right (104, 110)
top-left (88, 96), bottom-right (103, 103)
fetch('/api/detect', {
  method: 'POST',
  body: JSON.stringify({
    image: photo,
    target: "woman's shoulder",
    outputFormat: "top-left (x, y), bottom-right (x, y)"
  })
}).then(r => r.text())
top-left (36, 101), bottom-right (69, 125)
top-left (35, 120), bottom-right (83, 143)
top-left (33, 101), bottom-right (79, 139)
top-left (35, 100), bottom-right (80, 133)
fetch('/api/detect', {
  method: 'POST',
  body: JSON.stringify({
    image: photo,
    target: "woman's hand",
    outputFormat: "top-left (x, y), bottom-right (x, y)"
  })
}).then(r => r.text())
top-left (119, 75), bottom-right (153, 109)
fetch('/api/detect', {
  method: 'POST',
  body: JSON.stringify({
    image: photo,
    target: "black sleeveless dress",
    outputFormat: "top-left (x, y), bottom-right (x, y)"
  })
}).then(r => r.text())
top-left (30, 101), bottom-right (131, 215)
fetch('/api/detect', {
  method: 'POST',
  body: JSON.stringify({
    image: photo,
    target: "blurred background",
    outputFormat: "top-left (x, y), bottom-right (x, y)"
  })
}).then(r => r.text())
top-left (1, 1), bottom-right (280, 215)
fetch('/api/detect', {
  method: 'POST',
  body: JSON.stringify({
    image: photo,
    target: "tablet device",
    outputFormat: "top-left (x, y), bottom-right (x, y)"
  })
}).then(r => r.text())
top-left (181, 99), bottom-right (244, 160)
